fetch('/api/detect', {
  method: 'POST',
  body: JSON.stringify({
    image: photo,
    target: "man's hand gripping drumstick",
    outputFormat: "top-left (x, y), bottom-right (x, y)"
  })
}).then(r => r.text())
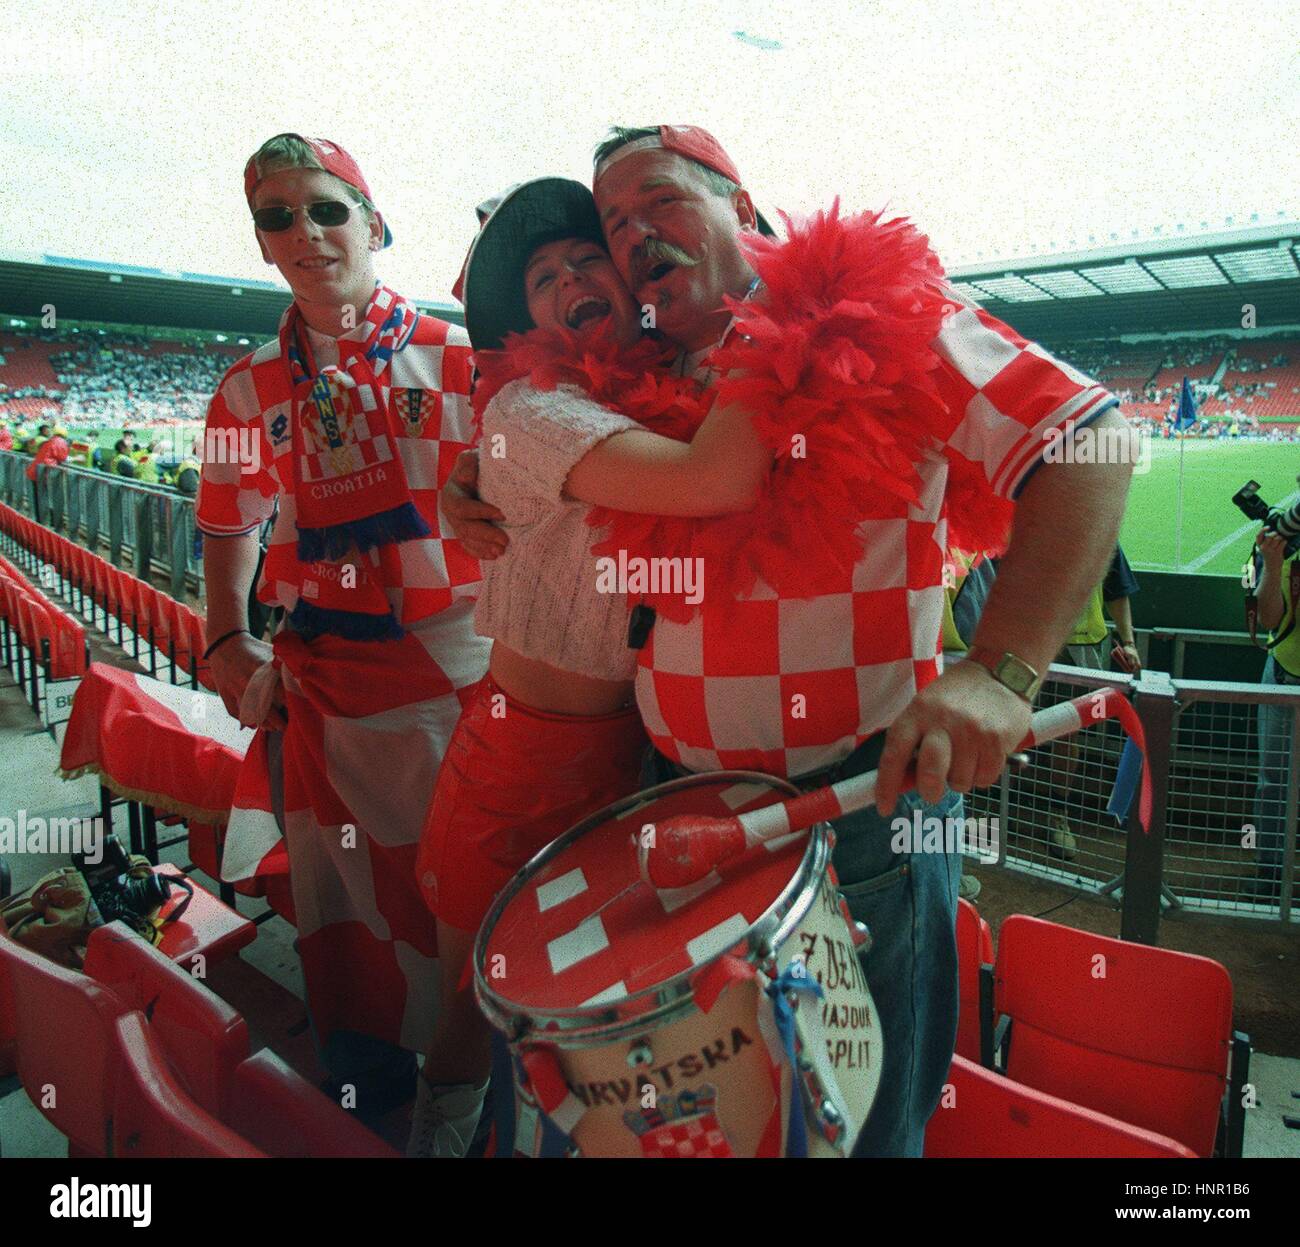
top-left (638, 687), bottom-right (1150, 889)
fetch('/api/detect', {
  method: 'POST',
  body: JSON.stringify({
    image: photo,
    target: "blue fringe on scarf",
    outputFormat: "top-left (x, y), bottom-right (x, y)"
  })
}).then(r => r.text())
top-left (287, 598), bottom-right (406, 642)
top-left (295, 501), bottom-right (432, 563)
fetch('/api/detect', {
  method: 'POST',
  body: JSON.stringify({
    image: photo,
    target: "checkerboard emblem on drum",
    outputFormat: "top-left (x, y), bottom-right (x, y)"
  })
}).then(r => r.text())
top-left (623, 1083), bottom-right (734, 1157)
top-left (475, 772), bottom-right (885, 1157)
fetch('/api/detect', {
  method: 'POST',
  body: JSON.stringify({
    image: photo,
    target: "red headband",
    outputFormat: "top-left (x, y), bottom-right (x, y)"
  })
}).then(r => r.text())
top-left (244, 135), bottom-right (376, 207)
top-left (592, 125), bottom-right (745, 187)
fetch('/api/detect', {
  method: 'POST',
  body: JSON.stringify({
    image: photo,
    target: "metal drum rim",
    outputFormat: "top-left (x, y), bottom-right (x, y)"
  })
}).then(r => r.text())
top-left (473, 769), bottom-right (830, 1049)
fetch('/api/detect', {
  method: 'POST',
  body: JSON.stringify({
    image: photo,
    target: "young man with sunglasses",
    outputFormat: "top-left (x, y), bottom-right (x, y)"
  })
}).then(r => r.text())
top-left (197, 134), bottom-right (488, 1124)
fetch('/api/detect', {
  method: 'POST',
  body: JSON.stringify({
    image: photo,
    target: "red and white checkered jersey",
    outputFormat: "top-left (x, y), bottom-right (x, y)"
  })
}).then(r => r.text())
top-left (636, 301), bottom-right (1118, 778)
top-left (195, 314), bottom-right (481, 625)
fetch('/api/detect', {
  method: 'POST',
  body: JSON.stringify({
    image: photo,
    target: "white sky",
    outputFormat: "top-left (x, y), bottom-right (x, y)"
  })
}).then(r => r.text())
top-left (0, 0), bottom-right (1296, 305)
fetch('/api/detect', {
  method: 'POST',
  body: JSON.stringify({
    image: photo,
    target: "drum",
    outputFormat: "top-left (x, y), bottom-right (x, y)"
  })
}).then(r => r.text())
top-left (474, 771), bottom-right (884, 1158)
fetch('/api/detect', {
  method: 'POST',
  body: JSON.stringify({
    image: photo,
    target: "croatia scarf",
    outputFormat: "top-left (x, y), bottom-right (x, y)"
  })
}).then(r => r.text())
top-left (282, 284), bottom-right (430, 640)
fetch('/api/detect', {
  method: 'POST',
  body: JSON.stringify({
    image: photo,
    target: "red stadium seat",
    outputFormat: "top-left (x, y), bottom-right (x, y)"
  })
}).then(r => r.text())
top-left (90, 555), bottom-right (112, 624)
top-left (16, 593), bottom-right (49, 658)
top-left (149, 863), bottom-right (256, 968)
top-left (224, 1047), bottom-right (400, 1158)
top-left (994, 915), bottom-right (1235, 1157)
top-left (955, 898), bottom-right (993, 1064)
top-left (147, 584), bottom-right (173, 651)
top-left (924, 1054), bottom-right (1196, 1158)
top-left (110, 567), bottom-right (135, 635)
top-left (186, 610), bottom-right (216, 690)
top-left (83, 921), bottom-right (249, 1116)
top-left (82, 923), bottom-right (394, 1156)
top-left (159, 593), bottom-right (188, 670)
top-left (0, 928), bottom-right (130, 1154)
top-left (0, 576), bottom-right (19, 630)
top-left (53, 533), bottom-right (73, 579)
top-left (50, 611), bottom-right (88, 677)
top-left (110, 1014), bottom-right (265, 1158)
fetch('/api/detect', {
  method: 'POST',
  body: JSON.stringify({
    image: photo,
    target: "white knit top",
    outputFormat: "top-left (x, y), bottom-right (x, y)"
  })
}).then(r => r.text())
top-left (474, 378), bottom-right (641, 681)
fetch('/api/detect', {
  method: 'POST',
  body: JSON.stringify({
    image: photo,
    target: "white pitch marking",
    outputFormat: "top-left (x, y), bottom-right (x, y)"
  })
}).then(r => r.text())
top-left (1185, 491), bottom-right (1299, 572)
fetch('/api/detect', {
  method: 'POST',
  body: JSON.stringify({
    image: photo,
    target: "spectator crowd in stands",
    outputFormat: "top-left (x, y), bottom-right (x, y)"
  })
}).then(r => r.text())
top-left (4, 322), bottom-right (1299, 464)
top-left (0, 323), bottom-right (238, 428)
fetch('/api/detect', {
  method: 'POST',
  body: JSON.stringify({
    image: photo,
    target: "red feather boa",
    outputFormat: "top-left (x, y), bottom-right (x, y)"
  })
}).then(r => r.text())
top-left (471, 203), bottom-right (1013, 624)
top-left (472, 328), bottom-right (707, 443)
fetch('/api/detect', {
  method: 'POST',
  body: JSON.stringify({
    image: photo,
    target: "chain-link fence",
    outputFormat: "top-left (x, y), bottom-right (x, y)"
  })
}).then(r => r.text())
top-left (0, 450), bottom-right (199, 600)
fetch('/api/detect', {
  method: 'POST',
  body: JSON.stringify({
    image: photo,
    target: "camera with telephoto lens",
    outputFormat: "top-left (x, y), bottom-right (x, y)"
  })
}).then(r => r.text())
top-left (1232, 480), bottom-right (1300, 557)
top-left (72, 831), bottom-right (176, 924)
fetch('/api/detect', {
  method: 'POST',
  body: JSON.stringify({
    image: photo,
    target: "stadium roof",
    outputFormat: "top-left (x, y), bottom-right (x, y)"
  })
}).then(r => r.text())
top-left (3, 221), bottom-right (1299, 344)
top-left (0, 252), bottom-right (465, 336)
top-left (947, 221), bottom-right (1300, 340)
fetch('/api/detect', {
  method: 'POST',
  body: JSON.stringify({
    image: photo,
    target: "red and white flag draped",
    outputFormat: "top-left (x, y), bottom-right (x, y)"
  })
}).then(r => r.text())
top-left (219, 604), bottom-right (488, 1054)
top-left (60, 663), bottom-right (253, 823)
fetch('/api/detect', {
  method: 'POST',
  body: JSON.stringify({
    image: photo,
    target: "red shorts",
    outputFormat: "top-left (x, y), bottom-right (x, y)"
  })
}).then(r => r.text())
top-left (416, 676), bottom-right (648, 934)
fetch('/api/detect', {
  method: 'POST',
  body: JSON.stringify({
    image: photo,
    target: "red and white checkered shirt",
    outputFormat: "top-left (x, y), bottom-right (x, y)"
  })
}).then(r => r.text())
top-left (636, 299), bottom-right (1117, 778)
top-left (195, 312), bottom-right (481, 625)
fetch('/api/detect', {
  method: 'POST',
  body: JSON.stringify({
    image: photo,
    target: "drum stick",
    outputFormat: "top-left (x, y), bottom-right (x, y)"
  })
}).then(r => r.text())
top-left (639, 686), bottom-right (1151, 889)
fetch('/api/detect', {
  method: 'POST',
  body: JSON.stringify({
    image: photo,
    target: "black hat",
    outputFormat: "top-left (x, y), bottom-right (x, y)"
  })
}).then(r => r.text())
top-left (463, 178), bottom-right (605, 352)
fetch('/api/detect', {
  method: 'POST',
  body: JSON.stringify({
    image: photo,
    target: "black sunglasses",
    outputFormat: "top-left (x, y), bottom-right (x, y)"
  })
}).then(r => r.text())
top-left (252, 200), bottom-right (356, 232)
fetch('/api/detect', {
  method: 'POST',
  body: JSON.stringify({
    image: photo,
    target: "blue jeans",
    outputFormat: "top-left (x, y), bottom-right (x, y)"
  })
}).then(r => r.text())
top-left (1252, 655), bottom-right (1300, 877)
top-left (641, 747), bottom-right (961, 1159)
top-left (836, 786), bottom-right (962, 1158)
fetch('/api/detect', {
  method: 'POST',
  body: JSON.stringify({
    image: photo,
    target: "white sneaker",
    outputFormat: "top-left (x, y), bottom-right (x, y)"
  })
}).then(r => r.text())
top-left (406, 1076), bottom-right (488, 1159)
top-left (1046, 813), bottom-right (1078, 861)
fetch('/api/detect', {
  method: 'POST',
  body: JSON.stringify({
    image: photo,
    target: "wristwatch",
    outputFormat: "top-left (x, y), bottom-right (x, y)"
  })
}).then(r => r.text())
top-left (965, 647), bottom-right (1044, 703)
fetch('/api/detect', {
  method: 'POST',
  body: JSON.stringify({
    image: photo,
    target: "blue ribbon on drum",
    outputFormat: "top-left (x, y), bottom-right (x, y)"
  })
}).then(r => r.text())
top-left (765, 963), bottom-right (825, 1159)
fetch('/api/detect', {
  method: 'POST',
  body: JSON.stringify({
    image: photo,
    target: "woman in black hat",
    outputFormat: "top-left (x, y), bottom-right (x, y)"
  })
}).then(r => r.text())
top-left (410, 178), bottom-right (768, 1157)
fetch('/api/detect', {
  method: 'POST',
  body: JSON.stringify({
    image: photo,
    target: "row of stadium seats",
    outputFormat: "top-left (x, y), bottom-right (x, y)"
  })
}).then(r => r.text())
top-left (0, 552), bottom-right (89, 715)
top-left (0, 506), bottom-right (296, 926)
top-left (0, 335), bottom-right (63, 391)
top-left (0, 501), bottom-right (213, 692)
top-left (935, 907), bottom-right (1250, 1158)
top-left (0, 918), bottom-right (396, 1157)
top-left (0, 895), bottom-right (1244, 1159)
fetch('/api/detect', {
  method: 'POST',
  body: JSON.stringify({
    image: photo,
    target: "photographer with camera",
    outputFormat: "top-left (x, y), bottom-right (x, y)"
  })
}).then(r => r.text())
top-left (1249, 521), bottom-right (1300, 901)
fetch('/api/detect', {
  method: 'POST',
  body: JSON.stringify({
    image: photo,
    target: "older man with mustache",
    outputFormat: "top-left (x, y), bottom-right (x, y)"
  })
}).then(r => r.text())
top-left (448, 124), bottom-right (1132, 1157)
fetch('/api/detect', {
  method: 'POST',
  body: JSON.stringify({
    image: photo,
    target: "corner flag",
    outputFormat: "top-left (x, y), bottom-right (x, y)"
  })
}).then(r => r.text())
top-left (1174, 376), bottom-right (1198, 431)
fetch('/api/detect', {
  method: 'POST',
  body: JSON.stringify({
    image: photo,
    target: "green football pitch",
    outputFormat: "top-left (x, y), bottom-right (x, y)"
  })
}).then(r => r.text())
top-left (1119, 438), bottom-right (1300, 576)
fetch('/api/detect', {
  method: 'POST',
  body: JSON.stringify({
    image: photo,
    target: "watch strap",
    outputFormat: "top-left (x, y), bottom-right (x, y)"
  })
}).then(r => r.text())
top-left (966, 646), bottom-right (1043, 702)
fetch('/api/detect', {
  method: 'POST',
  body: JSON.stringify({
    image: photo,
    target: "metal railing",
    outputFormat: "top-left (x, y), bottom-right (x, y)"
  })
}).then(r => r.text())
top-left (0, 450), bottom-right (200, 600)
top-left (961, 661), bottom-right (1300, 937)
